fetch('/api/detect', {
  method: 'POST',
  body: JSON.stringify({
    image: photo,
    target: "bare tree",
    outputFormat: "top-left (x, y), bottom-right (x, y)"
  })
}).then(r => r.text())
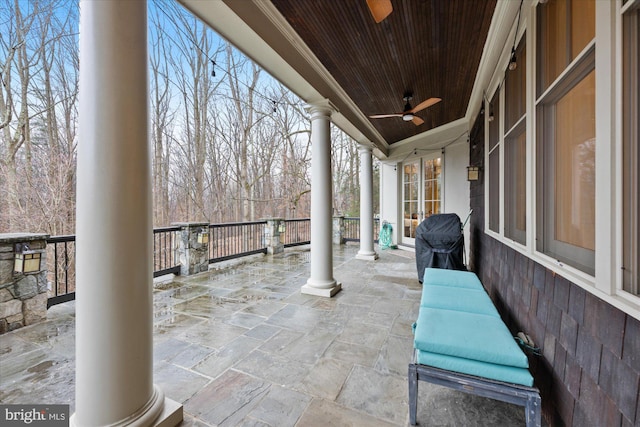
top-left (0, 0), bottom-right (38, 231)
top-left (223, 43), bottom-right (265, 222)
top-left (270, 88), bottom-right (311, 218)
top-left (0, 0), bottom-right (77, 233)
top-left (149, 7), bottom-right (176, 226)
top-left (332, 125), bottom-right (360, 216)
top-left (0, 0), bottom-right (364, 236)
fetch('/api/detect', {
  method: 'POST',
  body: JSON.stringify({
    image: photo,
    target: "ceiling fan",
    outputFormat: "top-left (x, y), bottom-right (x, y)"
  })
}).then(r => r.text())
top-left (367, 0), bottom-right (393, 23)
top-left (369, 93), bottom-right (441, 126)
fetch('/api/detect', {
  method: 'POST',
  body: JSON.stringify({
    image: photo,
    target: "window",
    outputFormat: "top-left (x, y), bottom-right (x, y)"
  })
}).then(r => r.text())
top-left (537, 0), bottom-right (595, 96)
top-left (403, 162), bottom-right (419, 239)
top-left (622, 1), bottom-right (639, 295)
top-left (537, 0), bottom-right (595, 275)
top-left (505, 40), bottom-right (527, 131)
top-left (505, 38), bottom-right (527, 244)
top-left (505, 127), bottom-right (526, 244)
top-left (537, 63), bottom-right (595, 275)
top-left (488, 91), bottom-right (500, 233)
top-left (423, 157), bottom-right (441, 217)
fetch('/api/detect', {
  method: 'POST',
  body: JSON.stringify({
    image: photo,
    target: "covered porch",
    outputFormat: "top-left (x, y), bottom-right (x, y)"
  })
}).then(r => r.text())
top-left (4, 0), bottom-right (638, 425)
top-left (1, 244), bottom-right (529, 426)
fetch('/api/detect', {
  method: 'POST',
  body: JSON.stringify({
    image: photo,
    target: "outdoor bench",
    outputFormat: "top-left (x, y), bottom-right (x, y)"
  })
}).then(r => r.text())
top-left (409, 268), bottom-right (541, 427)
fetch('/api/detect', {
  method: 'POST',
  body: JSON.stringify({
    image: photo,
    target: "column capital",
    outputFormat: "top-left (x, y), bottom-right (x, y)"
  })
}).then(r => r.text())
top-left (358, 144), bottom-right (373, 155)
top-left (306, 99), bottom-right (337, 119)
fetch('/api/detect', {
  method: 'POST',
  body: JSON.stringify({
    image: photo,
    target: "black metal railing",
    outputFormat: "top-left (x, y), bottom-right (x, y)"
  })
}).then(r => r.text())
top-left (45, 217), bottom-right (373, 308)
top-left (46, 227), bottom-right (182, 308)
top-left (344, 217), bottom-right (381, 243)
top-left (209, 221), bottom-right (268, 263)
top-left (283, 218), bottom-right (311, 247)
top-left (46, 235), bottom-right (76, 309)
top-left (153, 226), bottom-right (181, 277)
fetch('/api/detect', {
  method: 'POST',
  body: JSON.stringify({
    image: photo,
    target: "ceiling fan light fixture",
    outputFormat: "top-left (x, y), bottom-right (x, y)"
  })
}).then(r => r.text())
top-left (369, 94), bottom-right (439, 126)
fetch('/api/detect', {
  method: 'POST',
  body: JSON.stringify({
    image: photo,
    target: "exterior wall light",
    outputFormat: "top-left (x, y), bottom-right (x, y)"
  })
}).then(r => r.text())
top-left (467, 166), bottom-right (482, 182)
top-left (14, 243), bottom-right (43, 273)
top-left (197, 230), bottom-right (209, 244)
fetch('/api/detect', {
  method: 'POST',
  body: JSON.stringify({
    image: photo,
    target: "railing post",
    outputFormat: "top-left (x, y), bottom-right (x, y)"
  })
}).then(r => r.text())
top-left (332, 216), bottom-right (345, 245)
top-left (0, 233), bottom-right (49, 334)
top-left (173, 222), bottom-right (210, 276)
top-left (264, 218), bottom-right (285, 255)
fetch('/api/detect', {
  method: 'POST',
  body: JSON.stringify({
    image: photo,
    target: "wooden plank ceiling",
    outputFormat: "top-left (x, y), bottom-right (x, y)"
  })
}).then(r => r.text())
top-left (271, 0), bottom-right (497, 145)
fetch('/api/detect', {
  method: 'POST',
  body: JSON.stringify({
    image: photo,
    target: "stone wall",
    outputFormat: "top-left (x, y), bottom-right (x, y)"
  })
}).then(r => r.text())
top-left (468, 113), bottom-right (640, 426)
top-left (173, 223), bottom-right (210, 276)
top-left (332, 216), bottom-right (345, 245)
top-left (264, 218), bottom-right (285, 255)
top-left (0, 234), bottom-right (49, 334)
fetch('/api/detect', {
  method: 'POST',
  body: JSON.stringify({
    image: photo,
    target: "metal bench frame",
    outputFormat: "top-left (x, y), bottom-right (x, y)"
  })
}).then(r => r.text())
top-left (408, 351), bottom-right (541, 426)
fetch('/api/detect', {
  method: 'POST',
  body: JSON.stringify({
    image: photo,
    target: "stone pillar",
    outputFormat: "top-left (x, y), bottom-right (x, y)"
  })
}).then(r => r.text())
top-left (0, 233), bottom-right (49, 334)
top-left (301, 100), bottom-right (342, 297)
top-left (356, 145), bottom-right (379, 261)
top-left (332, 216), bottom-right (345, 245)
top-left (174, 222), bottom-right (210, 275)
top-left (74, 1), bottom-right (181, 425)
top-left (264, 218), bottom-right (285, 255)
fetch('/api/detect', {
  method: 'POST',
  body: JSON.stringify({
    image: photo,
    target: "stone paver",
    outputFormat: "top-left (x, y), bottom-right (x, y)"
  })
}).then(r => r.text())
top-left (0, 244), bottom-right (537, 426)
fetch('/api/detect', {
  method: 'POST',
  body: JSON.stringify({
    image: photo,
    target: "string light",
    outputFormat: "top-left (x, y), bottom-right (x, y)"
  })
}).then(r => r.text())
top-left (508, 0), bottom-right (524, 72)
top-left (508, 47), bottom-right (517, 71)
top-left (153, 0), bottom-right (299, 113)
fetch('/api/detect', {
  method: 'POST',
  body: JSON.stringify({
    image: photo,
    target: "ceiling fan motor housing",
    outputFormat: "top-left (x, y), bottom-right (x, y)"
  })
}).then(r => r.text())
top-left (402, 95), bottom-right (414, 120)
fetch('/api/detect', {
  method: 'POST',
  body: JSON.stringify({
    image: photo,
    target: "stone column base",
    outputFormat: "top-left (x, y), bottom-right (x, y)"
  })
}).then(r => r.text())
top-left (154, 398), bottom-right (183, 427)
top-left (70, 387), bottom-right (182, 427)
top-left (356, 251), bottom-right (379, 261)
top-left (301, 282), bottom-right (342, 297)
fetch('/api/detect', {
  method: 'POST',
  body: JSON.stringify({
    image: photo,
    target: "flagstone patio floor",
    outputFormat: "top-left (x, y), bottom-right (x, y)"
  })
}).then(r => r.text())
top-left (1, 244), bottom-right (534, 426)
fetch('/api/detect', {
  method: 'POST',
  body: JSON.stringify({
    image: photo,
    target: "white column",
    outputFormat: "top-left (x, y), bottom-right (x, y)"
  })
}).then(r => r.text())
top-left (74, 2), bottom-right (181, 426)
top-left (356, 145), bottom-right (379, 261)
top-left (301, 101), bottom-right (342, 297)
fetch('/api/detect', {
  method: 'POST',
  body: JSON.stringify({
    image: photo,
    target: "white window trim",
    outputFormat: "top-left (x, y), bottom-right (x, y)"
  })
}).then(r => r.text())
top-left (482, 0), bottom-right (640, 319)
top-left (484, 9), bottom-right (527, 251)
top-left (617, 0), bottom-right (640, 298)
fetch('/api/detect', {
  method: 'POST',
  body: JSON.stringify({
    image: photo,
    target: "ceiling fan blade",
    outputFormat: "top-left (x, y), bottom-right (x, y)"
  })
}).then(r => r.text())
top-left (410, 97), bottom-right (442, 114)
top-left (366, 0), bottom-right (393, 23)
top-left (412, 116), bottom-right (424, 126)
top-left (369, 113), bottom-right (402, 119)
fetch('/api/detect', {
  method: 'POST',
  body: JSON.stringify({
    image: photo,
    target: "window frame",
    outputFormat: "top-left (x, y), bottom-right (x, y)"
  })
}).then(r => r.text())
top-left (482, 0), bottom-right (640, 316)
top-left (505, 118), bottom-right (527, 245)
top-left (487, 91), bottom-right (501, 234)
top-left (536, 48), bottom-right (596, 276)
top-left (504, 36), bottom-right (528, 245)
top-left (621, 0), bottom-right (640, 295)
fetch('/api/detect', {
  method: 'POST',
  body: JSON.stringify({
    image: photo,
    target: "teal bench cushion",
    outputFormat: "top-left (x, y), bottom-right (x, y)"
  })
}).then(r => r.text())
top-left (413, 307), bottom-right (529, 369)
top-left (420, 285), bottom-right (500, 318)
top-left (422, 268), bottom-right (483, 290)
top-left (416, 349), bottom-right (534, 386)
